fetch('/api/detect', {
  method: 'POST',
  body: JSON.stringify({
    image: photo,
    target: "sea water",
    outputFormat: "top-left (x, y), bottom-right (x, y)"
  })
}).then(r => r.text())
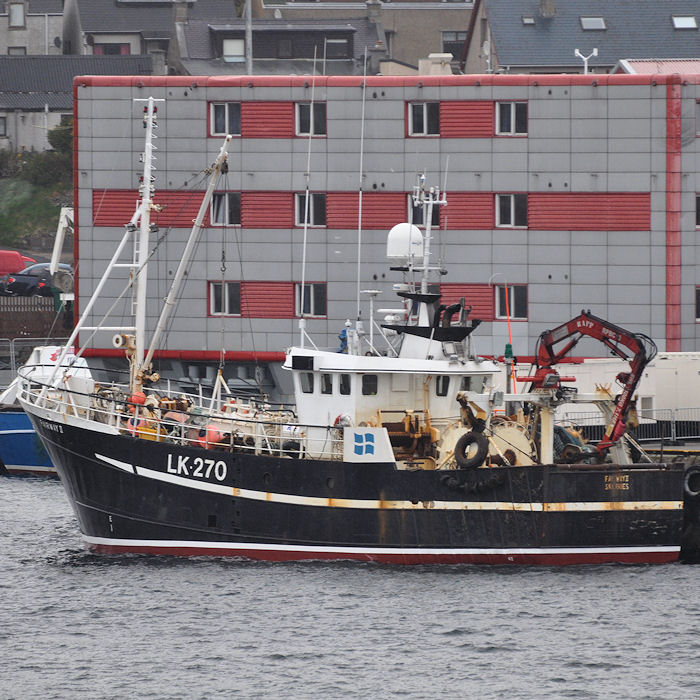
top-left (2, 478), bottom-right (698, 699)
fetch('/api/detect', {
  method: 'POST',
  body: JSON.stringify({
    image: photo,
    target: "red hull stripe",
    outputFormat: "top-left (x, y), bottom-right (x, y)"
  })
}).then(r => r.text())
top-left (84, 537), bottom-right (679, 565)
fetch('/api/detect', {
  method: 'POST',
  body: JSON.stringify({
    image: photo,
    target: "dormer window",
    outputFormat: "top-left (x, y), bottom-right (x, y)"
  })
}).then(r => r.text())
top-left (672, 16), bottom-right (697, 29)
top-left (580, 17), bottom-right (606, 30)
top-left (223, 38), bottom-right (245, 63)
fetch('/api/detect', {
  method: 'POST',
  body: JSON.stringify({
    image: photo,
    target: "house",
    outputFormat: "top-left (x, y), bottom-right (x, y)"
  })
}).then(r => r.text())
top-left (0, 54), bottom-right (151, 152)
top-left (0, 0), bottom-right (63, 56)
top-left (461, 0), bottom-right (700, 74)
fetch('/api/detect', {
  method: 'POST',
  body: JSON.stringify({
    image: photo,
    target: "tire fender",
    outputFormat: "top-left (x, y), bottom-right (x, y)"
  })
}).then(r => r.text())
top-left (454, 431), bottom-right (489, 469)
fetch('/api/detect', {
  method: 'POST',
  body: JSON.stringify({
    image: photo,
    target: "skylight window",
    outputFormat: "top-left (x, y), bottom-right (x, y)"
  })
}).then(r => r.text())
top-left (522, 16), bottom-right (535, 26)
top-left (580, 17), bottom-right (606, 30)
top-left (672, 16), bottom-right (697, 29)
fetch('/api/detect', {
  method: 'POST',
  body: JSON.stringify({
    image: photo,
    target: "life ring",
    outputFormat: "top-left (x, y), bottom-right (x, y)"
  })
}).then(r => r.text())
top-left (684, 468), bottom-right (700, 498)
top-left (454, 431), bottom-right (489, 469)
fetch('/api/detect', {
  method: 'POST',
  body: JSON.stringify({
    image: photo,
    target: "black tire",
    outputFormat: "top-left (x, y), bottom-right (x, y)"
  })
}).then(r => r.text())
top-left (454, 431), bottom-right (489, 469)
top-left (684, 468), bottom-right (700, 498)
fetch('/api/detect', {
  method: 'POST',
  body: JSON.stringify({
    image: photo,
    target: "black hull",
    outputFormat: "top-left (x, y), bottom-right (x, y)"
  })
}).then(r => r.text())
top-left (30, 415), bottom-right (696, 565)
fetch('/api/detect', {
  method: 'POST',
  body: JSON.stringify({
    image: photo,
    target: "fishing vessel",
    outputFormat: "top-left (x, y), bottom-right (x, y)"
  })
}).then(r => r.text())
top-left (16, 98), bottom-right (700, 564)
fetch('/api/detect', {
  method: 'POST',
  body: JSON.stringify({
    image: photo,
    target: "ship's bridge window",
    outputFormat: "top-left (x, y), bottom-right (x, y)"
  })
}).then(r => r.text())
top-left (362, 375), bottom-right (378, 396)
top-left (436, 376), bottom-right (450, 397)
top-left (300, 372), bottom-right (314, 393)
top-left (461, 375), bottom-right (486, 392)
top-left (321, 373), bottom-right (332, 395)
top-left (340, 374), bottom-right (351, 395)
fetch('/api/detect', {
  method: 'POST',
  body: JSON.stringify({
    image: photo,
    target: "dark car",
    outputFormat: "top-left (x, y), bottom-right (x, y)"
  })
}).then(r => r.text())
top-left (0, 263), bottom-right (73, 297)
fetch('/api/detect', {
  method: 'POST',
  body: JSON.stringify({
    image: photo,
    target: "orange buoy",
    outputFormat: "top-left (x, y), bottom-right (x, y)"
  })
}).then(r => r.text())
top-left (196, 424), bottom-right (224, 448)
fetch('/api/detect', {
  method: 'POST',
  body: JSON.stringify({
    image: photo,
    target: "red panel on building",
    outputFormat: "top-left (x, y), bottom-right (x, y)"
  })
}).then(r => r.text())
top-left (241, 102), bottom-right (295, 138)
top-left (326, 192), bottom-right (406, 229)
top-left (241, 281), bottom-right (295, 318)
top-left (444, 193), bottom-right (494, 229)
top-left (241, 192), bottom-right (294, 228)
top-left (440, 101), bottom-right (495, 138)
top-left (528, 193), bottom-right (650, 231)
top-left (440, 283), bottom-right (494, 321)
top-left (92, 190), bottom-right (206, 227)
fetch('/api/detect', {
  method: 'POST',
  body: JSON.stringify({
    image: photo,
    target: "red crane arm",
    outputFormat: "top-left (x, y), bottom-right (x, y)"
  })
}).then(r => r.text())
top-left (530, 310), bottom-right (657, 454)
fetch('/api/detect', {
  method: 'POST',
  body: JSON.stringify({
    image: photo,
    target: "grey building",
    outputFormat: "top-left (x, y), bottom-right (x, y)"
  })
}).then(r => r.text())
top-left (73, 73), bottom-right (700, 395)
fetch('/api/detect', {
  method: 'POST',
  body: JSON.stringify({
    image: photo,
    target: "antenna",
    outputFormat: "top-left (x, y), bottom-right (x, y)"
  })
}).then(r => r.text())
top-left (355, 48), bottom-right (368, 322)
top-left (574, 47), bottom-right (598, 74)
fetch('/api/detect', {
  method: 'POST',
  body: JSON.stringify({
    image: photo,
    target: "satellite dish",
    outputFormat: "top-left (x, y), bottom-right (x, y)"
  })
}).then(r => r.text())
top-left (53, 36), bottom-right (62, 48)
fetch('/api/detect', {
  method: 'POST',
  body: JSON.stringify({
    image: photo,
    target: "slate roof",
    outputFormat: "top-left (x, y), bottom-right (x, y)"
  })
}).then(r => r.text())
top-left (0, 1), bottom-right (63, 12)
top-left (484, 0), bottom-right (700, 69)
top-left (0, 55), bottom-right (152, 110)
top-left (76, 0), bottom-right (237, 38)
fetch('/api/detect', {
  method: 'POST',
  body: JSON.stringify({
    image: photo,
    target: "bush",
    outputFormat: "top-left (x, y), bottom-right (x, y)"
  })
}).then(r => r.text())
top-left (19, 150), bottom-right (72, 187)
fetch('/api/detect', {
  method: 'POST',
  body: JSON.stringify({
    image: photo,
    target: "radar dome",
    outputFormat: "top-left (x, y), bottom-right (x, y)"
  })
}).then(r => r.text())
top-left (386, 223), bottom-right (423, 261)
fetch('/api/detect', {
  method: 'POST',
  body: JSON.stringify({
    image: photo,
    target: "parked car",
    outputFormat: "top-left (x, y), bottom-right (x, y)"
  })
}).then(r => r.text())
top-left (0, 250), bottom-right (36, 277)
top-left (0, 263), bottom-right (73, 297)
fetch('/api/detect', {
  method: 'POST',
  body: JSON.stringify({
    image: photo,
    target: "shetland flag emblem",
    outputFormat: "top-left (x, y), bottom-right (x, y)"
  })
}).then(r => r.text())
top-left (353, 432), bottom-right (375, 456)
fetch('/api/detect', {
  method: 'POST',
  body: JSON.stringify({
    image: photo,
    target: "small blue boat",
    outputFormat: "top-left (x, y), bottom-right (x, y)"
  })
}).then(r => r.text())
top-left (0, 409), bottom-right (55, 476)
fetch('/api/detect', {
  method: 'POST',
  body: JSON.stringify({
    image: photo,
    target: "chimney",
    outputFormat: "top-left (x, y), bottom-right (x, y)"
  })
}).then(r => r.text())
top-left (173, 0), bottom-right (189, 24)
top-left (539, 0), bottom-right (555, 18)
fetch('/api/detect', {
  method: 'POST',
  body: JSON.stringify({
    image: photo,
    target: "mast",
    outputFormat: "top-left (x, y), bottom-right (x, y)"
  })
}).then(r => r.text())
top-left (132, 97), bottom-right (162, 388)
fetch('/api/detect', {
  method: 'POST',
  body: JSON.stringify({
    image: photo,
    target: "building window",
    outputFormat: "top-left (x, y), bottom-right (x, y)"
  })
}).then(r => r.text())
top-left (296, 282), bottom-right (327, 317)
top-left (696, 195), bottom-right (700, 227)
top-left (278, 38), bottom-right (292, 58)
top-left (0, 117), bottom-right (6, 137)
top-left (408, 102), bottom-right (440, 136)
top-left (7, 46), bottom-right (25, 55)
top-left (93, 43), bottom-right (130, 55)
top-left (672, 16), bottom-right (697, 30)
top-left (495, 285), bottom-right (527, 320)
top-left (210, 102), bottom-right (241, 136)
top-left (295, 192), bottom-right (326, 226)
top-left (496, 102), bottom-right (528, 135)
top-left (696, 287), bottom-right (700, 321)
top-left (408, 194), bottom-right (439, 228)
top-left (580, 17), bottom-right (606, 30)
top-left (223, 38), bottom-right (245, 62)
top-left (296, 102), bottom-right (326, 136)
top-left (496, 194), bottom-right (528, 227)
top-left (339, 374), bottom-right (351, 395)
top-left (441, 31), bottom-right (466, 58)
top-left (209, 281), bottom-right (241, 316)
top-left (325, 38), bottom-right (349, 59)
top-left (8, 3), bottom-right (25, 28)
top-left (211, 192), bottom-right (241, 225)
top-left (522, 16), bottom-right (535, 26)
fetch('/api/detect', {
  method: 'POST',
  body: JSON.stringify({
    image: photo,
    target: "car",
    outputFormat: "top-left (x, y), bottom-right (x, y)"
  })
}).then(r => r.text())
top-left (0, 262), bottom-right (73, 297)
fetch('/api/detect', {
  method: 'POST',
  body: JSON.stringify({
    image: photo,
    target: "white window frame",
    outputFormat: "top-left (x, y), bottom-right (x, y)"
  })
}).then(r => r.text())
top-left (7, 46), bottom-right (26, 55)
top-left (296, 282), bottom-right (327, 318)
top-left (495, 194), bottom-right (528, 228)
top-left (408, 101), bottom-right (440, 136)
top-left (496, 101), bottom-right (528, 135)
top-left (211, 192), bottom-right (241, 226)
top-left (296, 102), bottom-right (326, 136)
top-left (223, 38), bottom-right (245, 62)
top-left (295, 192), bottom-right (326, 227)
top-left (8, 3), bottom-right (25, 28)
top-left (495, 285), bottom-right (528, 320)
top-left (209, 281), bottom-right (241, 316)
top-left (210, 102), bottom-right (241, 136)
